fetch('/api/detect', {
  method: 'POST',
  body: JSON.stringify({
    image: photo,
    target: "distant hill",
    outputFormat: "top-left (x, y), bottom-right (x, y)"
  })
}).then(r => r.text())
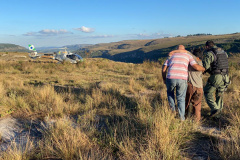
top-left (75, 33), bottom-right (240, 63)
top-left (37, 44), bottom-right (92, 53)
top-left (0, 43), bottom-right (28, 52)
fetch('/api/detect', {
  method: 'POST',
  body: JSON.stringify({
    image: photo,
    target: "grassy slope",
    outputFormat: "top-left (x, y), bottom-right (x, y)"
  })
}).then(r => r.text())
top-left (0, 56), bottom-right (239, 159)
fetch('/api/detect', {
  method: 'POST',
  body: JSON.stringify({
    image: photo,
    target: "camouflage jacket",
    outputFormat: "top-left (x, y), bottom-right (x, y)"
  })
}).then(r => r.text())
top-left (202, 46), bottom-right (228, 73)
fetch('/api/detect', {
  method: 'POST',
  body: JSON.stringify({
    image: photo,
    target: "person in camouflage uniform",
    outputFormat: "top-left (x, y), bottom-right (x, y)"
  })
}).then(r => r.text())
top-left (202, 40), bottom-right (230, 117)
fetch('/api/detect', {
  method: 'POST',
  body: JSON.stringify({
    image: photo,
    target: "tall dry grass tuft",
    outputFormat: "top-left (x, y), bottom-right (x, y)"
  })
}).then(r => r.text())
top-left (136, 95), bottom-right (152, 123)
top-left (128, 77), bottom-right (145, 94)
top-left (3, 83), bottom-right (84, 119)
top-left (0, 81), bottom-right (8, 117)
top-left (0, 81), bottom-right (6, 98)
top-left (139, 105), bottom-right (192, 160)
top-left (5, 85), bottom-right (67, 118)
top-left (218, 105), bottom-right (240, 160)
top-left (0, 137), bottom-right (35, 160)
top-left (32, 85), bottom-right (65, 116)
top-left (142, 60), bottom-right (162, 74)
top-left (39, 118), bottom-right (111, 159)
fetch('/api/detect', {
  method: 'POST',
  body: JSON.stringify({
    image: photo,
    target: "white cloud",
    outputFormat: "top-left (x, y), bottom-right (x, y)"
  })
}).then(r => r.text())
top-left (39, 29), bottom-right (70, 35)
top-left (74, 26), bottom-right (95, 33)
top-left (23, 29), bottom-right (72, 36)
top-left (23, 32), bottom-right (37, 36)
top-left (136, 33), bottom-right (149, 37)
top-left (130, 33), bottom-right (173, 39)
top-left (89, 35), bottom-right (114, 38)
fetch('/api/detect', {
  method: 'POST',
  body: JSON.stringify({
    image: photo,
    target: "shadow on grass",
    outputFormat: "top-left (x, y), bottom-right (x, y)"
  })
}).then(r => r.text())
top-left (150, 93), bottom-right (164, 110)
top-left (54, 85), bottom-right (87, 96)
top-left (183, 131), bottom-right (223, 160)
top-left (201, 107), bottom-right (231, 130)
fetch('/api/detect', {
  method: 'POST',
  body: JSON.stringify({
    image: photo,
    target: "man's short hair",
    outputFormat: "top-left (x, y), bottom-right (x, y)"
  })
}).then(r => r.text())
top-left (177, 45), bottom-right (185, 50)
top-left (193, 48), bottom-right (203, 59)
top-left (205, 40), bottom-right (215, 48)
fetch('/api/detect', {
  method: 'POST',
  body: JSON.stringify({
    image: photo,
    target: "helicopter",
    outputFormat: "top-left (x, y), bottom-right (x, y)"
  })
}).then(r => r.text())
top-left (28, 44), bottom-right (83, 63)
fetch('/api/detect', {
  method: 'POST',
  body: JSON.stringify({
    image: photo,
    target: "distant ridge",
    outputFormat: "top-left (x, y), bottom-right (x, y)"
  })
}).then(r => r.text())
top-left (75, 33), bottom-right (240, 63)
top-left (0, 43), bottom-right (28, 52)
top-left (37, 44), bottom-right (92, 53)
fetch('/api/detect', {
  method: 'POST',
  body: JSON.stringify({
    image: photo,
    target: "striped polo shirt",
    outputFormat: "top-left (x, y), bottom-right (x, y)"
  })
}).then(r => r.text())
top-left (164, 52), bottom-right (197, 80)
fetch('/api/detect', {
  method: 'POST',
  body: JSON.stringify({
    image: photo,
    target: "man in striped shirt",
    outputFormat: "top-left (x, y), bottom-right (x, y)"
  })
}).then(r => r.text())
top-left (162, 45), bottom-right (205, 120)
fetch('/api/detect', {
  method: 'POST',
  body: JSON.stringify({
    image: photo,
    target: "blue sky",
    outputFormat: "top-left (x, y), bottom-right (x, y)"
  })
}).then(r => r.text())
top-left (0, 0), bottom-right (239, 47)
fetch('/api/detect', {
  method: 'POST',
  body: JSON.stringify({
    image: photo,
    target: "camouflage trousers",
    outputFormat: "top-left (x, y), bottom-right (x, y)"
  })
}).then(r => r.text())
top-left (204, 74), bottom-right (230, 113)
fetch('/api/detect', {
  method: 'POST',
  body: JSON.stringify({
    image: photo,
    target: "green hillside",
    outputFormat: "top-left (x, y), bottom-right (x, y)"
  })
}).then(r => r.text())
top-left (0, 43), bottom-right (28, 52)
top-left (76, 33), bottom-right (240, 63)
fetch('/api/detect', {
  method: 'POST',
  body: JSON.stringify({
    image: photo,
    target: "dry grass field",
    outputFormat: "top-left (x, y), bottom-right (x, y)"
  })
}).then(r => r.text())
top-left (0, 52), bottom-right (239, 159)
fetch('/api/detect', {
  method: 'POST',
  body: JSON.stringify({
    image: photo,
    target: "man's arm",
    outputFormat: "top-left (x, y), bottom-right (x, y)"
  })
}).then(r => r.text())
top-left (162, 65), bottom-right (168, 84)
top-left (189, 54), bottom-right (205, 72)
top-left (191, 64), bottom-right (205, 71)
top-left (202, 51), bottom-right (214, 71)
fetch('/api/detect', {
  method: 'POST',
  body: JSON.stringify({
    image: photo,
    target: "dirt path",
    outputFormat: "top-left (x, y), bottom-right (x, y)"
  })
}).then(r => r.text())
top-left (184, 116), bottom-right (229, 160)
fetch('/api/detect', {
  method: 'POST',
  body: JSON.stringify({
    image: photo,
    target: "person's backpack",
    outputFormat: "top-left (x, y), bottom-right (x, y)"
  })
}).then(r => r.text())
top-left (210, 48), bottom-right (229, 75)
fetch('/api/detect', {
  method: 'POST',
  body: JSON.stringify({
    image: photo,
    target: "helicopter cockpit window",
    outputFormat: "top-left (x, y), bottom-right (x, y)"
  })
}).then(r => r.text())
top-left (67, 55), bottom-right (77, 60)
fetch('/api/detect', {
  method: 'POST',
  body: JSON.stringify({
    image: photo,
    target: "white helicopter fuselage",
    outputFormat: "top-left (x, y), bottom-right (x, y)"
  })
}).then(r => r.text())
top-left (28, 44), bottom-right (83, 63)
